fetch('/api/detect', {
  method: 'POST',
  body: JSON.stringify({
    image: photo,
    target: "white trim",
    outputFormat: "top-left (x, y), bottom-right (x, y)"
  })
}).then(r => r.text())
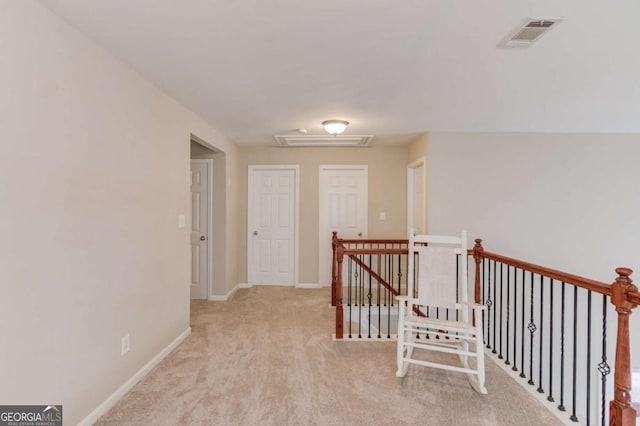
top-left (239, 283), bottom-right (252, 288)
top-left (407, 156), bottom-right (426, 235)
top-left (78, 328), bottom-right (191, 426)
top-left (209, 283), bottom-right (240, 301)
top-left (190, 158), bottom-right (213, 300)
top-left (295, 283), bottom-right (321, 289)
top-left (247, 165), bottom-right (300, 287)
top-left (485, 349), bottom-right (574, 425)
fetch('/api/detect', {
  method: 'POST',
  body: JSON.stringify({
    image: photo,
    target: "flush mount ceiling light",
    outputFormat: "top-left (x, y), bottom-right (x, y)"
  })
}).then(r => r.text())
top-left (322, 120), bottom-right (349, 135)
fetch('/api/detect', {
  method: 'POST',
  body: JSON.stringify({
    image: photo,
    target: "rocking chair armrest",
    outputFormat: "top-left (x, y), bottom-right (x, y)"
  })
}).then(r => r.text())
top-left (461, 301), bottom-right (487, 310)
top-left (395, 296), bottom-right (418, 304)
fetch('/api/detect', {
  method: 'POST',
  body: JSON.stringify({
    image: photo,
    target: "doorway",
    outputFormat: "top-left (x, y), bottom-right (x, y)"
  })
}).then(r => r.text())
top-left (190, 159), bottom-right (212, 299)
top-left (247, 165), bottom-right (299, 286)
top-left (407, 157), bottom-right (426, 235)
top-left (318, 165), bottom-right (368, 287)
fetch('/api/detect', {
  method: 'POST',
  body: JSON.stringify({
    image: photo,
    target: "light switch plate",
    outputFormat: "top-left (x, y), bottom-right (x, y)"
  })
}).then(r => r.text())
top-left (379, 212), bottom-right (386, 221)
top-left (178, 214), bottom-right (186, 228)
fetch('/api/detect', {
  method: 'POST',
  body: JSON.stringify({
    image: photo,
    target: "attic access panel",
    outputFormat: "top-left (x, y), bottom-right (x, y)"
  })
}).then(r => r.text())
top-left (273, 134), bottom-right (374, 147)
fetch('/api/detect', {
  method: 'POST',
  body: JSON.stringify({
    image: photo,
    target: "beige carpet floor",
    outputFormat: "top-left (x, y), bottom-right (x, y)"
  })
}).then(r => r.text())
top-left (96, 287), bottom-right (560, 425)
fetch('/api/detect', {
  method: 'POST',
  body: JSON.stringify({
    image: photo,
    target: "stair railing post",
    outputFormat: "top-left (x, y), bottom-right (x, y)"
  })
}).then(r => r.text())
top-left (331, 232), bottom-right (338, 307)
top-left (335, 245), bottom-right (344, 339)
top-left (609, 267), bottom-right (638, 426)
top-left (471, 239), bottom-right (484, 327)
top-left (473, 239), bottom-right (484, 305)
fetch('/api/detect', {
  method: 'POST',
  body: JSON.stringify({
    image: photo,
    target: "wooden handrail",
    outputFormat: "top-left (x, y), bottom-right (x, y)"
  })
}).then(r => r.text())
top-left (342, 248), bottom-right (408, 256)
top-left (628, 291), bottom-right (640, 306)
top-left (339, 239), bottom-right (408, 244)
top-left (472, 240), bottom-right (611, 296)
top-left (471, 239), bottom-right (637, 426)
top-left (348, 254), bottom-right (399, 296)
top-left (331, 235), bottom-right (408, 307)
top-left (333, 233), bottom-right (639, 426)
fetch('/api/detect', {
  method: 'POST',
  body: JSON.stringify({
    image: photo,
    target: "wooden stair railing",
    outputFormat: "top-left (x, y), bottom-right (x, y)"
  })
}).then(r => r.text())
top-left (331, 232), bottom-right (638, 425)
top-left (471, 239), bottom-right (637, 426)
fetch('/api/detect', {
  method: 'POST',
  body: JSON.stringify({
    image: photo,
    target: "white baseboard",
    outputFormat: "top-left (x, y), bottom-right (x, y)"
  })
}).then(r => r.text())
top-left (78, 328), bottom-right (191, 426)
top-left (239, 283), bottom-right (321, 289)
top-left (209, 283), bottom-right (240, 301)
top-left (295, 283), bottom-right (321, 289)
top-left (485, 349), bottom-right (574, 425)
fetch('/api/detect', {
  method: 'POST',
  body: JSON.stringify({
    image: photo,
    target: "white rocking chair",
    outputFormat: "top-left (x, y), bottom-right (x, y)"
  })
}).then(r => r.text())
top-left (395, 230), bottom-right (487, 394)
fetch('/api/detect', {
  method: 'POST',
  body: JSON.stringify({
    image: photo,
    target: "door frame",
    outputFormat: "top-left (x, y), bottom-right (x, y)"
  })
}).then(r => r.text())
top-left (318, 164), bottom-right (368, 287)
top-left (190, 158), bottom-right (214, 300)
top-left (247, 165), bottom-right (300, 286)
top-left (407, 156), bottom-right (426, 235)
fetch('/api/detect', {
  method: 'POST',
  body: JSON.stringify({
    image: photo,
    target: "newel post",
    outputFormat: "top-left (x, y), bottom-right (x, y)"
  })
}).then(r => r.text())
top-left (335, 245), bottom-right (344, 339)
top-left (331, 232), bottom-right (338, 307)
top-left (610, 267), bottom-right (638, 426)
top-left (472, 239), bottom-right (484, 305)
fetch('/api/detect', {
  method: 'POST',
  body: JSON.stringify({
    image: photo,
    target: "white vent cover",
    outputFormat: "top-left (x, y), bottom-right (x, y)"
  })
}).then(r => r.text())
top-left (273, 134), bottom-right (374, 147)
top-left (498, 18), bottom-right (562, 48)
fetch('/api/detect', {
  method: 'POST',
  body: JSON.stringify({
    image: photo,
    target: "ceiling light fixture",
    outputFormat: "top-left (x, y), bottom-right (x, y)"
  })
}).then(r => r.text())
top-left (322, 119), bottom-right (349, 136)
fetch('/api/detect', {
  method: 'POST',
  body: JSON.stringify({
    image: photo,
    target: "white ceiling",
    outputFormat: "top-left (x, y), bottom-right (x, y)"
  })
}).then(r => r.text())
top-left (41, 0), bottom-right (640, 146)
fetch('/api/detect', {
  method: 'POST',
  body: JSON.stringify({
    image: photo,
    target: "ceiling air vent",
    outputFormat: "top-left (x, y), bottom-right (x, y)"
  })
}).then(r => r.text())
top-left (273, 134), bottom-right (374, 147)
top-left (498, 18), bottom-right (562, 48)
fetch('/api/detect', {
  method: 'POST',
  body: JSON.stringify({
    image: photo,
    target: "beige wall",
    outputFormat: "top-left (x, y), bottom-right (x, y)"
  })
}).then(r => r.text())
top-left (427, 132), bottom-right (640, 367)
top-left (408, 133), bottom-right (429, 163)
top-left (238, 145), bottom-right (409, 284)
top-left (0, 2), bottom-right (238, 423)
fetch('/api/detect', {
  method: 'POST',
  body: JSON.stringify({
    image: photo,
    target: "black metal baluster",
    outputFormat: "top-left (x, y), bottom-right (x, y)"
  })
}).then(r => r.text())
top-left (397, 251), bottom-right (402, 300)
top-left (482, 258), bottom-right (487, 345)
top-left (358, 255), bottom-right (362, 338)
top-left (348, 257), bottom-right (353, 338)
top-left (512, 266), bottom-right (518, 372)
top-left (453, 255), bottom-right (458, 325)
top-left (528, 272), bottom-right (536, 386)
top-left (586, 290), bottom-right (592, 425)
top-left (367, 254), bottom-right (372, 338)
top-left (505, 265), bottom-right (511, 365)
top-left (570, 286), bottom-right (579, 422)
top-left (520, 268), bottom-right (526, 377)
top-left (383, 247), bottom-right (387, 307)
top-left (559, 282), bottom-right (566, 412)
top-left (415, 251), bottom-right (420, 340)
top-left (387, 252), bottom-right (391, 339)
top-left (376, 254), bottom-right (381, 338)
top-left (499, 262), bottom-right (504, 359)
top-left (548, 278), bottom-right (555, 402)
top-left (598, 294), bottom-right (610, 426)
top-left (537, 275), bottom-right (544, 394)
top-left (486, 259), bottom-right (492, 349)
top-left (492, 260), bottom-right (497, 353)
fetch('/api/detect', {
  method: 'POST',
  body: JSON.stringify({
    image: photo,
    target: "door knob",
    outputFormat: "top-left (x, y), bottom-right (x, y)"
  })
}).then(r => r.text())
top-left (200, 236), bottom-right (206, 241)
top-left (358, 232), bottom-right (362, 237)
top-left (253, 231), bottom-right (258, 236)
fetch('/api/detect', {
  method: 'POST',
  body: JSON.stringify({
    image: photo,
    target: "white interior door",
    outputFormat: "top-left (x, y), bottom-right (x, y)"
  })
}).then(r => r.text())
top-left (407, 157), bottom-right (426, 235)
top-left (190, 160), bottom-right (211, 299)
top-left (248, 166), bottom-right (298, 286)
top-left (318, 165), bottom-right (368, 287)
